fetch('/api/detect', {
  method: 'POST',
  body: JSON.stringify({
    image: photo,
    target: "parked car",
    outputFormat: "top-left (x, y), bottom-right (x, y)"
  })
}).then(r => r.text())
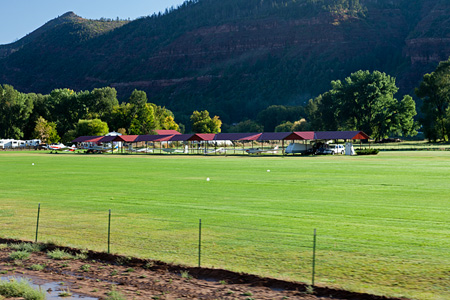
top-left (316, 144), bottom-right (345, 155)
top-left (36, 143), bottom-right (48, 150)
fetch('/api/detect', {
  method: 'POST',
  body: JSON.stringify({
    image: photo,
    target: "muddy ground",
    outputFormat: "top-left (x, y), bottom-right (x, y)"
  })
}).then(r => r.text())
top-left (0, 239), bottom-right (408, 300)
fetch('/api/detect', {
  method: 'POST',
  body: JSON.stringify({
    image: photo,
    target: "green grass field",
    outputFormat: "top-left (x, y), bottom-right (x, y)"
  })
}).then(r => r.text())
top-left (0, 151), bottom-right (449, 299)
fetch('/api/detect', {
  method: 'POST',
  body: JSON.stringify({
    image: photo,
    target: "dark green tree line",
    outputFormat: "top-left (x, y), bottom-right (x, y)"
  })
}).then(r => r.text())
top-left (416, 58), bottom-right (450, 142)
top-left (0, 85), bottom-right (34, 139)
top-left (307, 70), bottom-right (418, 140)
top-left (0, 85), bottom-right (180, 142)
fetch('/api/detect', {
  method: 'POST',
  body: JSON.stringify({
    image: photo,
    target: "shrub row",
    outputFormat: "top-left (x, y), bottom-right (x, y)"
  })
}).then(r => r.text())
top-left (356, 148), bottom-right (379, 155)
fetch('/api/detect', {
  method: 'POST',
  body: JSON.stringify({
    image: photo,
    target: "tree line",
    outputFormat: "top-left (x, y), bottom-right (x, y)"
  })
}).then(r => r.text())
top-left (227, 59), bottom-right (450, 142)
top-left (1, 59), bottom-right (449, 143)
top-left (0, 87), bottom-right (182, 144)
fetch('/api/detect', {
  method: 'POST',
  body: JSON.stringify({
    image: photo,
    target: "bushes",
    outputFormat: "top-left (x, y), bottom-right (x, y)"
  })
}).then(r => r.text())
top-left (8, 251), bottom-right (30, 261)
top-left (46, 249), bottom-right (87, 260)
top-left (9, 243), bottom-right (45, 253)
top-left (356, 148), bottom-right (379, 155)
top-left (0, 278), bottom-right (46, 300)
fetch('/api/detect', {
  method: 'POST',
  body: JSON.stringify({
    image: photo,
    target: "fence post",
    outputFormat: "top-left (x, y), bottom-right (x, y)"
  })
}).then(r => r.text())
top-left (198, 219), bottom-right (202, 267)
top-left (312, 228), bottom-right (317, 286)
top-left (107, 209), bottom-right (111, 254)
top-left (35, 203), bottom-right (40, 243)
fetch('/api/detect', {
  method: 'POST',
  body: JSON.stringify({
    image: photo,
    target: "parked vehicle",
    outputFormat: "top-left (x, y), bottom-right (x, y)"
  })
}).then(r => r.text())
top-left (25, 139), bottom-right (41, 147)
top-left (0, 139), bottom-right (24, 149)
top-left (285, 143), bottom-right (313, 154)
top-left (36, 143), bottom-right (48, 150)
top-left (316, 144), bottom-right (345, 155)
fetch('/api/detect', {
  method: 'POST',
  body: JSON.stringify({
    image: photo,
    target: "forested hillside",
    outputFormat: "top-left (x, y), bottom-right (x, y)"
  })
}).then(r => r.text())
top-left (1, 0), bottom-right (449, 124)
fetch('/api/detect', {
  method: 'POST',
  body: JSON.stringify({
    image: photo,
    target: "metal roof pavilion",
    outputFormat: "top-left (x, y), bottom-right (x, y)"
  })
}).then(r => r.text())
top-left (257, 132), bottom-right (292, 141)
top-left (71, 136), bottom-right (101, 143)
top-left (169, 134), bottom-right (194, 142)
top-left (98, 136), bottom-right (117, 143)
top-left (291, 131), bottom-right (315, 140)
top-left (314, 131), bottom-right (370, 140)
top-left (155, 130), bottom-right (181, 135)
top-left (72, 131), bottom-right (370, 144)
top-left (214, 133), bottom-right (260, 141)
top-left (189, 133), bottom-right (216, 141)
top-left (135, 135), bottom-right (174, 142)
top-left (115, 135), bottom-right (139, 142)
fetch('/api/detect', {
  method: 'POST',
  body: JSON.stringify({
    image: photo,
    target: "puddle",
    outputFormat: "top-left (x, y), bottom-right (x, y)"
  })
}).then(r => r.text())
top-left (1, 276), bottom-right (98, 299)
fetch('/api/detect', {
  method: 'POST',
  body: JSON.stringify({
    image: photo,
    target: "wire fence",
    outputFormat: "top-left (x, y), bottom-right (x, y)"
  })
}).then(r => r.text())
top-left (0, 204), bottom-right (448, 298)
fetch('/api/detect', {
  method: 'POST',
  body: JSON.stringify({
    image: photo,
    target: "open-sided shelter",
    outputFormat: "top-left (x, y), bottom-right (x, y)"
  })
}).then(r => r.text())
top-left (71, 130), bottom-right (370, 155)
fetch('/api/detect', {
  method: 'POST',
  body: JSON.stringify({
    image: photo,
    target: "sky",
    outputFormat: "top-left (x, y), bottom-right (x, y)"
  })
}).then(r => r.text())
top-left (0, 0), bottom-right (186, 45)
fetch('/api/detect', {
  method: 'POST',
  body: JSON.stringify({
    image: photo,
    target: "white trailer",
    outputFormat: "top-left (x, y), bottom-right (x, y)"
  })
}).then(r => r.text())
top-left (0, 139), bottom-right (26, 149)
top-left (25, 139), bottom-right (41, 147)
top-left (285, 143), bottom-right (313, 154)
top-left (0, 139), bottom-right (13, 148)
top-left (0, 139), bottom-right (10, 149)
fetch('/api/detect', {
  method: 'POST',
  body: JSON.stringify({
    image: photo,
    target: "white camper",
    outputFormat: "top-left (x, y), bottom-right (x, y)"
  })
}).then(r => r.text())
top-left (26, 139), bottom-right (41, 147)
top-left (0, 139), bottom-right (10, 149)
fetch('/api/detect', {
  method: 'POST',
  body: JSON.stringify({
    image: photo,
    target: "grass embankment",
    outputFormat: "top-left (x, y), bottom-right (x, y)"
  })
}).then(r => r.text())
top-left (0, 151), bottom-right (449, 300)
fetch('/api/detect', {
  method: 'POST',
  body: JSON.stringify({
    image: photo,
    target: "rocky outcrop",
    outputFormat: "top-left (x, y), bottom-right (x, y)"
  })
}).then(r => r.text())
top-left (404, 1), bottom-right (450, 65)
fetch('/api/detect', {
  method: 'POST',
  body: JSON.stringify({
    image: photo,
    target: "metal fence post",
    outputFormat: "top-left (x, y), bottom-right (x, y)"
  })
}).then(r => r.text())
top-left (107, 209), bottom-right (111, 254)
top-left (198, 219), bottom-right (202, 267)
top-left (35, 203), bottom-right (40, 243)
top-left (312, 228), bottom-right (317, 286)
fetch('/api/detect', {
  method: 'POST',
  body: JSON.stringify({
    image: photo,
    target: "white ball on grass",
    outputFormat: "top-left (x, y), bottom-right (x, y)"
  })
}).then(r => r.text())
top-left (206, 177), bottom-right (210, 181)
top-left (267, 169), bottom-right (270, 172)
top-left (32, 163), bottom-right (35, 166)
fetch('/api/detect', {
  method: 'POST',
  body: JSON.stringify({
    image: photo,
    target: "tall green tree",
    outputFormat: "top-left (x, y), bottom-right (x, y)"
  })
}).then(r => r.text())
top-left (129, 103), bottom-right (156, 135)
top-left (152, 104), bottom-right (179, 131)
top-left (48, 88), bottom-right (85, 136)
top-left (89, 87), bottom-right (119, 119)
top-left (75, 119), bottom-right (109, 136)
top-left (33, 116), bottom-right (60, 143)
top-left (23, 93), bottom-right (51, 139)
top-left (127, 90), bottom-right (157, 134)
top-left (48, 88), bottom-right (118, 137)
top-left (190, 110), bottom-right (222, 133)
top-left (308, 70), bottom-right (417, 140)
top-left (109, 103), bottom-right (133, 132)
top-left (161, 115), bottom-right (180, 131)
top-left (0, 85), bottom-right (34, 139)
top-left (129, 89), bottom-right (148, 108)
top-left (415, 58), bottom-right (450, 142)
top-left (108, 91), bottom-right (179, 134)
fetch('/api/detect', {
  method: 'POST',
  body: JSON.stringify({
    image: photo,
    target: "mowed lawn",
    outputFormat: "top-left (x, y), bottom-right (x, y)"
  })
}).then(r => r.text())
top-left (0, 151), bottom-right (449, 299)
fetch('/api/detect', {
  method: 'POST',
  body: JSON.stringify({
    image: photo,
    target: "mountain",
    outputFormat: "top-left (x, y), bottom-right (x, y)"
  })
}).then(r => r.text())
top-left (0, 12), bottom-right (127, 58)
top-left (0, 12), bottom-right (80, 59)
top-left (1, 0), bottom-right (450, 124)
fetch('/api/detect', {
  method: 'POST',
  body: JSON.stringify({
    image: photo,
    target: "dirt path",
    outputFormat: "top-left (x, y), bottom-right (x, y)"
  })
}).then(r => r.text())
top-left (0, 240), bottom-right (408, 300)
